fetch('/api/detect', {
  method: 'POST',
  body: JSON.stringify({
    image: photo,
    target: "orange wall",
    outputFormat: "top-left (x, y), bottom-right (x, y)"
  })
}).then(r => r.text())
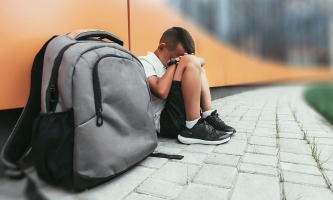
top-left (0, 0), bottom-right (128, 110)
top-left (1, 0), bottom-right (332, 110)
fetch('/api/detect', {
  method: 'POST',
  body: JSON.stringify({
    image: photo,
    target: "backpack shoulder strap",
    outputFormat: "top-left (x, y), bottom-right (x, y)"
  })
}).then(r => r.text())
top-left (1, 36), bottom-right (57, 178)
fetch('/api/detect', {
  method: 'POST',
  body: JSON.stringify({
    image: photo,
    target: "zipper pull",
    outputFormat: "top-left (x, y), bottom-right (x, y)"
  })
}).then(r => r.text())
top-left (49, 85), bottom-right (57, 112)
top-left (50, 85), bottom-right (56, 103)
top-left (96, 109), bottom-right (103, 127)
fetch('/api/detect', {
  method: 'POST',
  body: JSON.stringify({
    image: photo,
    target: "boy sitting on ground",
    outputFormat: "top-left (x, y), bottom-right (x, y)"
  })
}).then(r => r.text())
top-left (139, 27), bottom-right (236, 145)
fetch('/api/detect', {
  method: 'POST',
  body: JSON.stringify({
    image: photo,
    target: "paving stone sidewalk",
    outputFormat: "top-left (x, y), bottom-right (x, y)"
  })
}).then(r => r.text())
top-left (1, 85), bottom-right (333, 200)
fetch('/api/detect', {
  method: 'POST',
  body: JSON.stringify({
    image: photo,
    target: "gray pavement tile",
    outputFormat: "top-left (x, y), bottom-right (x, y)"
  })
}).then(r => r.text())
top-left (183, 144), bottom-right (215, 154)
top-left (310, 138), bottom-right (333, 145)
top-left (235, 121), bottom-right (256, 130)
top-left (235, 109), bottom-right (250, 113)
top-left (0, 178), bottom-right (28, 200)
top-left (193, 164), bottom-right (237, 188)
top-left (214, 139), bottom-right (247, 156)
top-left (245, 144), bottom-right (278, 156)
top-left (277, 116), bottom-right (295, 121)
top-left (178, 183), bottom-right (229, 200)
top-left (279, 132), bottom-right (303, 139)
top-left (240, 116), bottom-right (258, 121)
top-left (174, 151), bottom-right (208, 166)
top-left (322, 161), bottom-right (333, 171)
top-left (284, 182), bottom-right (333, 200)
top-left (279, 128), bottom-right (303, 134)
top-left (256, 120), bottom-right (276, 125)
top-left (224, 116), bottom-right (241, 122)
top-left (278, 121), bottom-right (298, 125)
top-left (205, 153), bottom-right (241, 167)
top-left (231, 132), bottom-right (249, 141)
top-left (160, 139), bottom-right (188, 149)
top-left (154, 145), bottom-right (182, 155)
top-left (40, 186), bottom-right (78, 200)
top-left (222, 110), bottom-right (237, 115)
top-left (303, 127), bottom-right (327, 132)
top-left (278, 126), bottom-right (302, 133)
top-left (139, 157), bottom-right (169, 169)
top-left (322, 125), bottom-right (333, 133)
top-left (230, 173), bottom-right (280, 200)
top-left (256, 123), bottom-right (276, 129)
top-left (325, 170), bottom-right (333, 185)
top-left (233, 128), bottom-right (253, 135)
top-left (80, 167), bottom-right (155, 200)
top-left (280, 162), bottom-right (322, 176)
top-left (217, 113), bottom-right (228, 118)
top-left (151, 162), bottom-right (199, 185)
top-left (124, 193), bottom-right (164, 200)
top-left (260, 113), bottom-right (276, 117)
top-left (307, 131), bottom-right (333, 138)
top-left (242, 153), bottom-right (277, 167)
top-left (245, 110), bottom-right (262, 115)
top-left (277, 111), bottom-right (292, 115)
top-left (301, 124), bottom-right (325, 130)
top-left (239, 163), bottom-right (278, 176)
top-left (242, 114), bottom-right (261, 119)
top-left (249, 136), bottom-right (277, 147)
top-left (228, 112), bottom-right (246, 117)
top-left (297, 119), bottom-right (322, 124)
top-left (225, 121), bottom-right (238, 128)
top-left (252, 128), bottom-right (277, 138)
top-left (283, 171), bottom-right (327, 187)
top-left (314, 144), bottom-right (333, 162)
top-left (136, 179), bottom-right (183, 200)
top-left (279, 138), bottom-right (311, 155)
top-left (280, 152), bottom-right (317, 166)
top-left (258, 116), bottom-right (276, 121)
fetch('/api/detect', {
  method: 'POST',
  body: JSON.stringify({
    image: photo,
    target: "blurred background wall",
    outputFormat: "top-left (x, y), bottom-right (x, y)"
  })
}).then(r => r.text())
top-left (1, 0), bottom-right (332, 110)
top-left (169, 0), bottom-right (333, 67)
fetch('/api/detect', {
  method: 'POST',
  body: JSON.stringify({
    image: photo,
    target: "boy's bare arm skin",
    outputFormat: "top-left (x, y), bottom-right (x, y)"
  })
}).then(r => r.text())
top-left (147, 64), bottom-right (177, 100)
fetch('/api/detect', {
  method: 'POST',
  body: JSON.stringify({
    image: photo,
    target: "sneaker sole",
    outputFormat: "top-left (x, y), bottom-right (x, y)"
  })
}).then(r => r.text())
top-left (226, 130), bottom-right (236, 135)
top-left (177, 135), bottom-right (230, 145)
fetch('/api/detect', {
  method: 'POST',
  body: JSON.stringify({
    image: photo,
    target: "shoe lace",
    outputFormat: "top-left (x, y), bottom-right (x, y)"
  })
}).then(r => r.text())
top-left (211, 111), bottom-right (224, 124)
top-left (205, 122), bottom-right (219, 139)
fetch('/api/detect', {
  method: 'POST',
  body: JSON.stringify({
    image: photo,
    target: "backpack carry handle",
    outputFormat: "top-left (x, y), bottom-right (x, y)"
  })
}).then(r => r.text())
top-left (68, 29), bottom-right (123, 46)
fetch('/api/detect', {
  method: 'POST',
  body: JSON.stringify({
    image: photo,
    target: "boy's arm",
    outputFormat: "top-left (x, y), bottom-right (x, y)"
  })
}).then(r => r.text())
top-left (147, 64), bottom-right (177, 100)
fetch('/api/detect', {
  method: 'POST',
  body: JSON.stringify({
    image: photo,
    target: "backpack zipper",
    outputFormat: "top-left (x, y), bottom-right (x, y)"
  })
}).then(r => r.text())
top-left (93, 54), bottom-right (133, 127)
top-left (47, 42), bottom-right (77, 112)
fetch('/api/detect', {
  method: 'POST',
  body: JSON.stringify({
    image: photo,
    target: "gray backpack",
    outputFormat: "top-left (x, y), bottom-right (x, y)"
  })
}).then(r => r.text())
top-left (1, 30), bottom-right (181, 193)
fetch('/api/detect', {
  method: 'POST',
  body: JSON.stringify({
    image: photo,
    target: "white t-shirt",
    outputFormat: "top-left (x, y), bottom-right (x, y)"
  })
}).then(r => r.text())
top-left (139, 52), bottom-right (166, 133)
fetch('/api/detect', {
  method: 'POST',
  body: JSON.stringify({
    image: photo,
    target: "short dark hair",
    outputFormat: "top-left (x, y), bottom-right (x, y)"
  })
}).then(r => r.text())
top-left (160, 27), bottom-right (195, 54)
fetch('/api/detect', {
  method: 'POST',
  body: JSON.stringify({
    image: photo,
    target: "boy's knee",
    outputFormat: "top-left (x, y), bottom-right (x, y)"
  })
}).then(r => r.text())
top-left (186, 62), bottom-right (201, 72)
top-left (201, 67), bottom-right (206, 75)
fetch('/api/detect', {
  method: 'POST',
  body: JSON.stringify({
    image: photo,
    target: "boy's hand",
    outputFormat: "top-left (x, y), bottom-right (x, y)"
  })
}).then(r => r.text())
top-left (166, 56), bottom-right (182, 68)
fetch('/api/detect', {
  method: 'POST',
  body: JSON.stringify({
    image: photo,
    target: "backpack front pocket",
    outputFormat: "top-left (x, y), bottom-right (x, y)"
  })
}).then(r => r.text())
top-left (32, 108), bottom-right (74, 190)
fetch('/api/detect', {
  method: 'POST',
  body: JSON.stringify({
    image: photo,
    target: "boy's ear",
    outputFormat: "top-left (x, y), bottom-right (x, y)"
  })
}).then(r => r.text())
top-left (158, 43), bottom-right (166, 51)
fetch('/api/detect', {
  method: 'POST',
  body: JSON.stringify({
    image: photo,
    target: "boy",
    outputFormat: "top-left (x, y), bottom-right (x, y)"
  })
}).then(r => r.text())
top-left (139, 27), bottom-right (236, 145)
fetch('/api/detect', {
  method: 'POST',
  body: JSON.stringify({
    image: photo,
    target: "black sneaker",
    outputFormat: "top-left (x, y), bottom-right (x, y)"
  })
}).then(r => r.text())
top-left (205, 110), bottom-right (236, 135)
top-left (178, 118), bottom-right (230, 145)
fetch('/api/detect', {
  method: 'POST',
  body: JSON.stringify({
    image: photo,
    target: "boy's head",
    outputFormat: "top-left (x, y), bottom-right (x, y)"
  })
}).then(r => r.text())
top-left (156, 27), bottom-right (195, 66)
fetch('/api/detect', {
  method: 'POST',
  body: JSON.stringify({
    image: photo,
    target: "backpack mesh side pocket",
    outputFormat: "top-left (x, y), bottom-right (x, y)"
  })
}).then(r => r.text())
top-left (32, 108), bottom-right (74, 190)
